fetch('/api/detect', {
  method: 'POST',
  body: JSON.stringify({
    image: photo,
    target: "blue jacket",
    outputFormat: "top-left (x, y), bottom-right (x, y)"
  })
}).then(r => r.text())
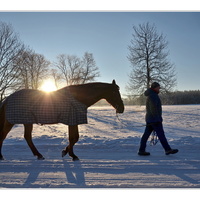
top-left (144, 88), bottom-right (163, 124)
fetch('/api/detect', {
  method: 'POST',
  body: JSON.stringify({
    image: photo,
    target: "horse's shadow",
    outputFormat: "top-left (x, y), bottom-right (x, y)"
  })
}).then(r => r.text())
top-left (22, 159), bottom-right (86, 188)
top-left (1, 143), bottom-right (200, 188)
top-left (1, 153), bottom-right (200, 188)
top-left (62, 160), bottom-right (86, 187)
top-left (0, 141), bottom-right (86, 188)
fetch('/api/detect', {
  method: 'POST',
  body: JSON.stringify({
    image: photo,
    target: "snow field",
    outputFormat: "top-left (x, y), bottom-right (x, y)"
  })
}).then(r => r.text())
top-left (0, 105), bottom-right (200, 189)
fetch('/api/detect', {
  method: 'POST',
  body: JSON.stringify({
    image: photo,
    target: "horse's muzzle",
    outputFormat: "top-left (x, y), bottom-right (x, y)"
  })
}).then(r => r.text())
top-left (116, 105), bottom-right (124, 113)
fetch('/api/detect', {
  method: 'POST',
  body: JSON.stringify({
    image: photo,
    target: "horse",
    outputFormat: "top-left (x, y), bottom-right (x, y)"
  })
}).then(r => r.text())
top-left (0, 80), bottom-right (124, 161)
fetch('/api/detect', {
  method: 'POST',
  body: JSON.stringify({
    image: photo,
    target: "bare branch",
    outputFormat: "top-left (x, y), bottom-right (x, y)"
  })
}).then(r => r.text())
top-left (16, 48), bottom-right (50, 90)
top-left (54, 52), bottom-right (100, 85)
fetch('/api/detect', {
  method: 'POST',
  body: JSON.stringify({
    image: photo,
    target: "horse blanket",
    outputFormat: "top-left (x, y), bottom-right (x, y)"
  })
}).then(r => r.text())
top-left (5, 89), bottom-right (88, 125)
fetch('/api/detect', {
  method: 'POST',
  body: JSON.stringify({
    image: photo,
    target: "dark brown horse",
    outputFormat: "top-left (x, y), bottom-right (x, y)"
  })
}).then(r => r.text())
top-left (0, 80), bottom-right (124, 161)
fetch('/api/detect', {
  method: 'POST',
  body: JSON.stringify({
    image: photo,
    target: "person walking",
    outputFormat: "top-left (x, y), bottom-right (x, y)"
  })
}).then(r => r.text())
top-left (138, 82), bottom-right (178, 156)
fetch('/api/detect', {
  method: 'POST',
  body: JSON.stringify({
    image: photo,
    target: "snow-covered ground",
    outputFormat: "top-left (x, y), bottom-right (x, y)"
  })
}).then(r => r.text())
top-left (0, 105), bottom-right (200, 189)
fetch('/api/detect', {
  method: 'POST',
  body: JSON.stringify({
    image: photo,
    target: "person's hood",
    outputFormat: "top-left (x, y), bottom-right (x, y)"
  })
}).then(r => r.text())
top-left (144, 88), bottom-right (154, 96)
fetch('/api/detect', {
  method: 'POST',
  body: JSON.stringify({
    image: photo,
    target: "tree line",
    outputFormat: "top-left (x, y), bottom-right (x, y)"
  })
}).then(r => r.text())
top-left (0, 22), bottom-right (100, 102)
top-left (123, 90), bottom-right (200, 105)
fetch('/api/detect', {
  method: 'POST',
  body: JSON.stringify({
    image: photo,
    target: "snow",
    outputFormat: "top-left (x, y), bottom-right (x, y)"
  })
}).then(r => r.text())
top-left (0, 105), bottom-right (200, 191)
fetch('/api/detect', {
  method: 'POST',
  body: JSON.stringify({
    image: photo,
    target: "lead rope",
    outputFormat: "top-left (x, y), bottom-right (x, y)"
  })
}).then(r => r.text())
top-left (150, 131), bottom-right (159, 146)
top-left (116, 113), bottom-right (159, 146)
top-left (116, 113), bottom-right (148, 127)
top-left (116, 113), bottom-right (158, 128)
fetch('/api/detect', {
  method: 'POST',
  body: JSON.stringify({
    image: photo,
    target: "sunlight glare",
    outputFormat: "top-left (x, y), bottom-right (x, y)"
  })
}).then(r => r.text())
top-left (41, 80), bottom-right (57, 92)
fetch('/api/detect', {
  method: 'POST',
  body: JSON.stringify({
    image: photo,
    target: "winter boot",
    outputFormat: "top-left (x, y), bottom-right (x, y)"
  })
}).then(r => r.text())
top-left (165, 149), bottom-right (179, 155)
top-left (138, 151), bottom-right (150, 156)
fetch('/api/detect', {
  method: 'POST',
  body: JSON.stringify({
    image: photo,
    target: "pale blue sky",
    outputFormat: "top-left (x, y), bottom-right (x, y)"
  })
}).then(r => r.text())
top-left (0, 12), bottom-right (199, 95)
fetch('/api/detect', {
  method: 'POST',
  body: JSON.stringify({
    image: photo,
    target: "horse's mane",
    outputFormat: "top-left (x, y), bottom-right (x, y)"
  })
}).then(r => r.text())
top-left (68, 82), bottom-right (112, 88)
top-left (60, 82), bottom-right (119, 92)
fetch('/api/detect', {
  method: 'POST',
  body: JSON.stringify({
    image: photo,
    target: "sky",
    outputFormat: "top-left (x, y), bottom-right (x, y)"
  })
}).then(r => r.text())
top-left (0, 12), bottom-right (199, 95)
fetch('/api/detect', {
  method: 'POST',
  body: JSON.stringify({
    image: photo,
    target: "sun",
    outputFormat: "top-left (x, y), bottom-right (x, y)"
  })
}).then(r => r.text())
top-left (40, 79), bottom-right (57, 93)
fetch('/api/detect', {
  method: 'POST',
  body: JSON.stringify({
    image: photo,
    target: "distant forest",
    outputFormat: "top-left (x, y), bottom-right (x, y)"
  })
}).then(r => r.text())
top-left (122, 90), bottom-right (200, 105)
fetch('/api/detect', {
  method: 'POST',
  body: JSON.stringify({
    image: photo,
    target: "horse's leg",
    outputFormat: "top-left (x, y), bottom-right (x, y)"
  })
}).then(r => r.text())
top-left (62, 125), bottom-right (79, 161)
top-left (0, 120), bottom-right (14, 160)
top-left (24, 124), bottom-right (44, 160)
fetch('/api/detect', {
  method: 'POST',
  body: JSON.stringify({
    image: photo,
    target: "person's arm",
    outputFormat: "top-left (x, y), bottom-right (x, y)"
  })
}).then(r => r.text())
top-left (149, 95), bottom-right (162, 122)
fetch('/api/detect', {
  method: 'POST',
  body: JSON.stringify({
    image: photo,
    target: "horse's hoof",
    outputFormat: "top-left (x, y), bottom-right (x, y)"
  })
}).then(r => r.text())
top-left (37, 156), bottom-right (45, 160)
top-left (62, 150), bottom-right (67, 157)
top-left (0, 156), bottom-right (4, 160)
top-left (72, 157), bottom-right (79, 161)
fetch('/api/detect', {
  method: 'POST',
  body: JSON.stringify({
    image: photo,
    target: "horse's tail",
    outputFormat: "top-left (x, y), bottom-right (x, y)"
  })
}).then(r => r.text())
top-left (0, 101), bottom-right (6, 133)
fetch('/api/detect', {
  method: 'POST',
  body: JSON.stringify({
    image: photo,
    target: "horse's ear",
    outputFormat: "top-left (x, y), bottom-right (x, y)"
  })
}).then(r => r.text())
top-left (112, 80), bottom-right (116, 85)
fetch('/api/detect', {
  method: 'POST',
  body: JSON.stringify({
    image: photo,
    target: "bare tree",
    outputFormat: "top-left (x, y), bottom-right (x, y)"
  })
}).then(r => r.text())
top-left (50, 68), bottom-right (63, 89)
top-left (17, 49), bottom-right (50, 90)
top-left (55, 54), bottom-right (81, 85)
top-left (127, 22), bottom-right (176, 95)
top-left (0, 22), bottom-right (24, 102)
top-left (81, 52), bottom-right (100, 84)
top-left (55, 52), bottom-right (100, 85)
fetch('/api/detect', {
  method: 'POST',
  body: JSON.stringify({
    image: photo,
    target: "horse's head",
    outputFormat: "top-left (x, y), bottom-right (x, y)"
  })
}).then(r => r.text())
top-left (105, 80), bottom-right (124, 113)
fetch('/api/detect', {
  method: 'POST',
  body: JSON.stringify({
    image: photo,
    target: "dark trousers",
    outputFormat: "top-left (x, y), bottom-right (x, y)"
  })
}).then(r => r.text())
top-left (139, 122), bottom-right (171, 152)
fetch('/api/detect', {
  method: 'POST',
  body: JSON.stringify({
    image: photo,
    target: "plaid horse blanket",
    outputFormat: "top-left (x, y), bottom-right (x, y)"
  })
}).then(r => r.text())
top-left (5, 88), bottom-right (88, 125)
